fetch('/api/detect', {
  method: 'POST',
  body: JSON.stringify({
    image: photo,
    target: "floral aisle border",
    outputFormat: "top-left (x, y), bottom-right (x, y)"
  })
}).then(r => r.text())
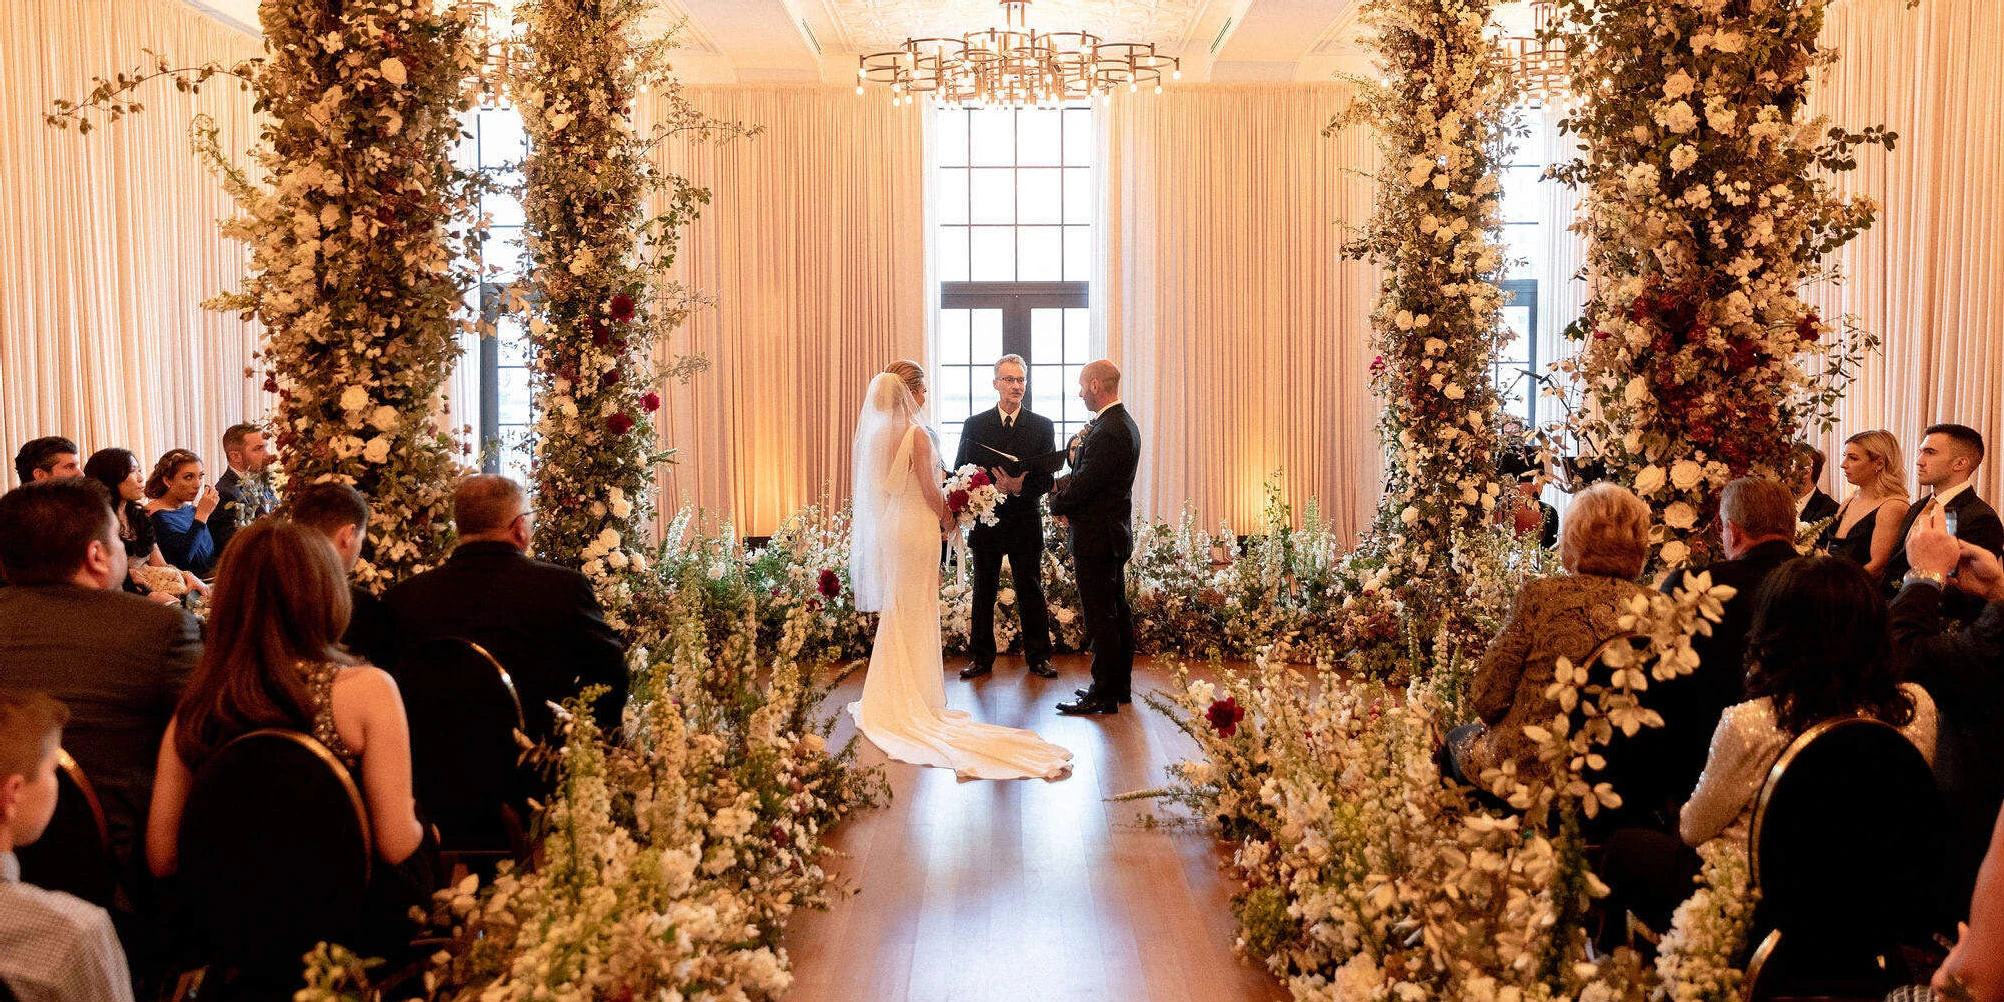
top-left (506, 0), bottom-right (753, 628)
top-left (1330, 0), bottom-right (1521, 654)
top-left (1550, 0), bottom-right (1887, 569)
top-left (48, 1), bottom-right (485, 589)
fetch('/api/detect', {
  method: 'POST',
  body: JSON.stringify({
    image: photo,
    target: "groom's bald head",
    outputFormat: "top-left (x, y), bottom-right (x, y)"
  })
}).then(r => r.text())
top-left (1079, 360), bottom-right (1121, 412)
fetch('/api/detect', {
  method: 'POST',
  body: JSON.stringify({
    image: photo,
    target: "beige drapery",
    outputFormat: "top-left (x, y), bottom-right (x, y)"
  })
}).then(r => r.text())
top-left (1807, 0), bottom-right (2004, 493)
top-left (653, 86), bottom-right (928, 536)
top-left (1102, 84), bottom-right (1381, 538)
top-left (0, 0), bottom-right (262, 487)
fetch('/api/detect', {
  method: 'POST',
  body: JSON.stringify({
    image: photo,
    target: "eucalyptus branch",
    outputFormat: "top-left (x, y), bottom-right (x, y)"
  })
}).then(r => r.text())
top-left (46, 49), bottom-right (262, 134)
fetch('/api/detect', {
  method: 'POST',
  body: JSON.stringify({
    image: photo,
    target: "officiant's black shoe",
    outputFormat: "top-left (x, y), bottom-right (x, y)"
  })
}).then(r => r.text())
top-left (1026, 659), bottom-right (1058, 678)
top-left (959, 662), bottom-right (993, 680)
top-left (1056, 694), bottom-right (1119, 715)
top-left (1074, 687), bottom-right (1131, 704)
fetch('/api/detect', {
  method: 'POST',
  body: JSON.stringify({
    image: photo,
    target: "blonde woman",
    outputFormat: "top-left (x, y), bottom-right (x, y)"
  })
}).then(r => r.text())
top-left (1818, 430), bottom-right (1911, 581)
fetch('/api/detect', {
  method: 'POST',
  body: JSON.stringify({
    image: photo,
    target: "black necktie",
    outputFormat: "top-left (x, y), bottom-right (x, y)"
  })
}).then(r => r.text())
top-left (1003, 412), bottom-right (1013, 428)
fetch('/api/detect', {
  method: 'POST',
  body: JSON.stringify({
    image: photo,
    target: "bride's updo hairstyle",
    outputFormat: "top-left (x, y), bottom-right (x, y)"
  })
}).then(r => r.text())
top-left (884, 360), bottom-right (925, 398)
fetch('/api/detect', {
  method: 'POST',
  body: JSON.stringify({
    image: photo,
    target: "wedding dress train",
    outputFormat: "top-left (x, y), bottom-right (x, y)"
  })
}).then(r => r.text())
top-left (846, 375), bottom-right (1072, 781)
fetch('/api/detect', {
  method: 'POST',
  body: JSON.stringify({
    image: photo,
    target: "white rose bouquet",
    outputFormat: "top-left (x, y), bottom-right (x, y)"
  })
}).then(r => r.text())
top-left (942, 464), bottom-right (1004, 534)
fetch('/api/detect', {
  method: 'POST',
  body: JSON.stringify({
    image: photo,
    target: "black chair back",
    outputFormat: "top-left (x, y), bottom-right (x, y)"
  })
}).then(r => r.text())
top-left (388, 636), bottom-right (528, 851)
top-left (177, 729), bottom-right (372, 990)
top-left (15, 749), bottom-right (116, 909)
top-left (1745, 715), bottom-right (1944, 1000)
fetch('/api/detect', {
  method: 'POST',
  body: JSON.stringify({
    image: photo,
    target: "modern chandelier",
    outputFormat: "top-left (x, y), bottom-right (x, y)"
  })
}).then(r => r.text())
top-left (856, 0), bottom-right (1181, 107)
top-left (1495, 0), bottom-right (1568, 99)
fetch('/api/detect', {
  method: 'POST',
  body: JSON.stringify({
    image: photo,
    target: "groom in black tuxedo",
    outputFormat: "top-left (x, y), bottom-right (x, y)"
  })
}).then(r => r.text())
top-left (1051, 360), bottom-right (1141, 716)
top-left (952, 355), bottom-right (1058, 680)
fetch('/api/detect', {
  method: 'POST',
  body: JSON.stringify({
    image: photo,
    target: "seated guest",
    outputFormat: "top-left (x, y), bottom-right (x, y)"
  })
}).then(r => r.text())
top-left (385, 475), bottom-right (627, 740)
top-left (12, 436), bottom-right (81, 486)
top-left (1792, 442), bottom-right (1839, 527)
top-left (0, 480), bottom-right (199, 902)
top-left (287, 481), bottom-right (392, 665)
top-left (210, 423), bottom-right (275, 560)
top-left (1, 690), bottom-right (135, 1002)
top-left (82, 449), bottom-right (204, 604)
top-left (1602, 557), bottom-right (1933, 935)
top-left (1936, 804), bottom-right (2004, 1002)
top-left (1602, 478), bottom-right (1803, 829)
top-left (1893, 529), bottom-right (2004, 922)
top-left (1887, 423), bottom-right (2004, 620)
top-left (142, 449), bottom-right (221, 578)
top-left (1496, 449), bottom-right (1558, 549)
top-left (1818, 429), bottom-right (1911, 580)
top-left (1445, 482), bottom-right (1650, 787)
top-left (145, 521), bottom-right (433, 938)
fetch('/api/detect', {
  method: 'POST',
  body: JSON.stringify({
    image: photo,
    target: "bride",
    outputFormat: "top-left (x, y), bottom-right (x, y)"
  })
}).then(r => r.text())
top-left (847, 361), bottom-right (1073, 781)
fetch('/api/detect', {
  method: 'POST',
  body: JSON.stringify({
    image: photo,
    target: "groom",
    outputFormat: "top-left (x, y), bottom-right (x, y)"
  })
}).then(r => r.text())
top-left (952, 354), bottom-right (1058, 681)
top-left (1051, 360), bottom-right (1140, 716)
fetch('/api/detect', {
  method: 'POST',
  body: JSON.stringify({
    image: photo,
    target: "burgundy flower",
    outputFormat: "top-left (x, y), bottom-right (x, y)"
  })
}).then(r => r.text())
top-left (588, 318), bottom-right (610, 346)
top-left (1796, 312), bottom-right (1821, 342)
top-left (609, 293), bottom-right (637, 323)
top-left (601, 369), bottom-right (622, 388)
top-left (969, 470), bottom-right (992, 489)
top-left (805, 597), bottom-right (823, 612)
top-left (1592, 328), bottom-right (1611, 341)
top-left (262, 374), bottom-right (280, 394)
top-left (1206, 697), bottom-right (1246, 738)
top-left (817, 568), bottom-right (841, 598)
top-left (947, 488), bottom-right (971, 513)
top-left (640, 391), bottom-right (661, 413)
top-left (606, 412), bottom-right (635, 436)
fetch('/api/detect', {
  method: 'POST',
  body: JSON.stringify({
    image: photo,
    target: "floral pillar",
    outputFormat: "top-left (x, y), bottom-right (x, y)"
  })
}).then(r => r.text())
top-left (207, 0), bottom-right (482, 590)
top-left (1551, 0), bottom-right (1887, 568)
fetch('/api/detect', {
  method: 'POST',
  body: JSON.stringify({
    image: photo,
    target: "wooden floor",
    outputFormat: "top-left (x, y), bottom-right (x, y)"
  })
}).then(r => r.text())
top-left (782, 654), bottom-right (1284, 1002)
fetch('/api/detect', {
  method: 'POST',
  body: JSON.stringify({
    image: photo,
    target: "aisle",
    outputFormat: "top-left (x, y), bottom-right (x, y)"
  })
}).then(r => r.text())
top-left (782, 654), bottom-right (1284, 1002)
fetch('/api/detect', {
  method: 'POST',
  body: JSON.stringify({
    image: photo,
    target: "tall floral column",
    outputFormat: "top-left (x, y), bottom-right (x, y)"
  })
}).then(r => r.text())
top-left (509, 0), bottom-right (746, 628)
top-left (1336, 0), bottom-right (1517, 637)
top-left (205, 0), bottom-right (483, 590)
top-left (1550, 0), bottom-right (1886, 569)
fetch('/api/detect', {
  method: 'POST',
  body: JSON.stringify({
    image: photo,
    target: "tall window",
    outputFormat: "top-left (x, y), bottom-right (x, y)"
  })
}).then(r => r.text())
top-left (1494, 110), bottom-right (1556, 430)
top-left (459, 106), bottom-right (532, 481)
top-left (932, 106), bottom-right (1095, 464)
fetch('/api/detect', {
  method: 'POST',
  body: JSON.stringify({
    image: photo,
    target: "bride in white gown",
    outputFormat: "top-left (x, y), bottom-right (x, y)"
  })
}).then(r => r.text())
top-left (847, 363), bottom-right (1073, 781)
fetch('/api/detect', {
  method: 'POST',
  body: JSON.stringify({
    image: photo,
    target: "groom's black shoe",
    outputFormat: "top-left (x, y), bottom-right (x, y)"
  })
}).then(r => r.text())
top-left (1056, 693), bottom-right (1119, 715)
top-left (1074, 687), bottom-right (1131, 704)
top-left (959, 662), bottom-right (994, 680)
top-left (1026, 659), bottom-right (1058, 679)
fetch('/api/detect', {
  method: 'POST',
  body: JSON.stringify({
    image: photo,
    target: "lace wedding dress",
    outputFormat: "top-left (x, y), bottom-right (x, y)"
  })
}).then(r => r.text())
top-left (847, 373), bottom-right (1073, 781)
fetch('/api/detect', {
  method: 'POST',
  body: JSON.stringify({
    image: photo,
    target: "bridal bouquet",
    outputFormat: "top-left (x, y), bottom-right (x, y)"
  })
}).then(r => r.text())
top-left (943, 465), bottom-right (1004, 533)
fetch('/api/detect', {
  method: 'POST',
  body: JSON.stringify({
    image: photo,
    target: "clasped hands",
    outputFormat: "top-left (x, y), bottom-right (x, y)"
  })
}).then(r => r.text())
top-left (1907, 528), bottom-right (2004, 603)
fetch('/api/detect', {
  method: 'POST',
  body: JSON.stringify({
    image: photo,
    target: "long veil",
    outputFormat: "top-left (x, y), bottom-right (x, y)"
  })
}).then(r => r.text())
top-left (850, 372), bottom-right (923, 612)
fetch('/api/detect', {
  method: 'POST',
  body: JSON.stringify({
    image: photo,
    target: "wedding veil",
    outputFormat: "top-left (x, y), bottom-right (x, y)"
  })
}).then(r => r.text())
top-left (850, 372), bottom-right (925, 612)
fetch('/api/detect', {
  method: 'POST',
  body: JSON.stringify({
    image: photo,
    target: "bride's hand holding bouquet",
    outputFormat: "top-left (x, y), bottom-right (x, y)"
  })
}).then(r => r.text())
top-left (943, 465), bottom-right (1004, 536)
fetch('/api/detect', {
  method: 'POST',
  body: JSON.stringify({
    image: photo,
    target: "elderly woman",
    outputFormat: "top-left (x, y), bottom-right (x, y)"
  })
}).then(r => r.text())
top-left (1445, 482), bottom-right (1652, 788)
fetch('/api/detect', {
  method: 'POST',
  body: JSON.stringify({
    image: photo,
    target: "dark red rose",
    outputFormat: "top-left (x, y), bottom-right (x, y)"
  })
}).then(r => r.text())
top-left (262, 374), bottom-right (280, 393)
top-left (601, 369), bottom-right (622, 388)
top-left (1593, 328), bottom-right (1611, 341)
top-left (1796, 312), bottom-right (1821, 342)
top-left (606, 412), bottom-right (635, 436)
top-left (947, 488), bottom-right (971, 513)
top-left (640, 391), bottom-right (661, 413)
top-left (610, 294), bottom-right (637, 323)
top-left (588, 318), bottom-right (610, 345)
top-left (969, 470), bottom-right (992, 488)
top-left (1206, 697), bottom-right (1246, 738)
top-left (1628, 295), bottom-right (1652, 322)
top-left (817, 568), bottom-right (841, 598)
top-left (805, 597), bottom-right (822, 612)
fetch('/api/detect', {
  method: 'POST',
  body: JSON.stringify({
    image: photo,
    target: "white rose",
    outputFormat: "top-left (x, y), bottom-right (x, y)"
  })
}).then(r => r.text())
top-left (1663, 502), bottom-right (1698, 530)
top-left (1623, 377), bottom-right (1651, 406)
top-left (606, 550), bottom-right (629, 570)
top-left (361, 436), bottom-right (391, 465)
top-left (368, 404), bottom-right (400, 431)
top-left (339, 385), bottom-right (369, 412)
top-left (1662, 70), bottom-right (1696, 100)
top-left (1669, 459), bottom-right (1705, 490)
top-left (999, 588), bottom-right (1016, 605)
top-left (1443, 383), bottom-right (1465, 400)
top-left (1634, 465), bottom-right (1667, 496)
top-left (1401, 506), bottom-right (1420, 526)
top-left (379, 57), bottom-right (407, 86)
top-left (1659, 540), bottom-right (1690, 567)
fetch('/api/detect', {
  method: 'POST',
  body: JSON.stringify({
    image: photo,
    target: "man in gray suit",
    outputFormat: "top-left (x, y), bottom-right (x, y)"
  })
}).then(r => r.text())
top-left (0, 478), bottom-right (201, 895)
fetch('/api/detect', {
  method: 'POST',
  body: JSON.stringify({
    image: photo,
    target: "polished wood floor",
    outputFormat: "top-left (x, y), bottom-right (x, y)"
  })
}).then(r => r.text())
top-left (783, 654), bottom-right (1284, 1002)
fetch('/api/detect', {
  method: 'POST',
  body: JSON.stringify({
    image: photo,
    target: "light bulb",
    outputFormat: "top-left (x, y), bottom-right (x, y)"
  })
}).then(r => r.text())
top-left (1154, 84), bottom-right (1162, 94)
top-left (1129, 82), bottom-right (1137, 92)
top-left (1172, 69), bottom-right (1181, 80)
top-left (856, 85), bottom-right (864, 95)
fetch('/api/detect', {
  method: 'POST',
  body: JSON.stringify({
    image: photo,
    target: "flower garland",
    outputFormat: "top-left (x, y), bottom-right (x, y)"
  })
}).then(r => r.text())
top-left (1549, 0), bottom-right (1888, 569)
top-left (1334, 0), bottom-right (1519, 646)
top-left (506, 0), bottom-right (752, 627)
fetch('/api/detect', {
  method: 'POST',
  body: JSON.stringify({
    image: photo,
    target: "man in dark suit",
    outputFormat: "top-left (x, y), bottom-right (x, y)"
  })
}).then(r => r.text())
top-left (1598, 477), bottom-right (1801, 832)
top-left (1051, 360), bottom-right (1140, 716)
top-left (0, 478), bottom-right (200, 896)
top-left (952, 354), bottom-right (1058, 681)
top-left (210, 422), bottom-right (275, 559)
top-left (1884, 423), bottom-right (2004, 620)
top-left (384, 475), bottom-right (627, 741)
top-left (288, 481), bottom-right (393, 666)
top-left (1891, 528), bottom-right (2004, 921)
top-left (1792, 443), bottom-right (1839, 527)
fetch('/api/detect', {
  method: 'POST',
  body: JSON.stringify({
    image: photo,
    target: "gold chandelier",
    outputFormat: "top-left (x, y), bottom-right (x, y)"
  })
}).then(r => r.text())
top-left (857, 0), bottom-right (1181, 107)
top-left (1495, 0), bottom-right (1567, 99)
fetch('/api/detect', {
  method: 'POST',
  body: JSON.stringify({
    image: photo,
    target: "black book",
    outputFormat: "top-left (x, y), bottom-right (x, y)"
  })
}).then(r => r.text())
top-left (979, 443), bottom-right (1070, 476)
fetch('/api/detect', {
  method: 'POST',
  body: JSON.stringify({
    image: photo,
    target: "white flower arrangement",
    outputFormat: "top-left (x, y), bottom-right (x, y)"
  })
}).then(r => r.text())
top-left (942, 465), bottom-right (1005, 532)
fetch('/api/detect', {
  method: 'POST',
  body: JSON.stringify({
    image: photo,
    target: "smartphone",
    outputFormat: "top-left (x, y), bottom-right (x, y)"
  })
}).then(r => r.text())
top-left (1946, 509), bottom-right (1960, 539)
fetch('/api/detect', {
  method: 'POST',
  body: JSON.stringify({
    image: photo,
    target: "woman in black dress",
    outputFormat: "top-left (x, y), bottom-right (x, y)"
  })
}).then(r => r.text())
top-left (84, 448), bottom-right (205, 601)
top-left (1818, 429), bottom-right (1912, 581)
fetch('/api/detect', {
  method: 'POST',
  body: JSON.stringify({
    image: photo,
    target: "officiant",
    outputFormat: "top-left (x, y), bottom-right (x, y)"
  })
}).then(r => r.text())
top-left (952, 354), bottom-right (1059, 681)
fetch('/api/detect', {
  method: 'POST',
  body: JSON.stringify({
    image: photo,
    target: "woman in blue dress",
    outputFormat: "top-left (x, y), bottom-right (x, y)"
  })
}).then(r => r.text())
top-left (145, 448), bottom-right (222, 578)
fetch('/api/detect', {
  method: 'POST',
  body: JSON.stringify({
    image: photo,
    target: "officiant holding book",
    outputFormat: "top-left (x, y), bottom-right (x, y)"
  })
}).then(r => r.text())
top-left (952, 354), bottom-right (1061, 681)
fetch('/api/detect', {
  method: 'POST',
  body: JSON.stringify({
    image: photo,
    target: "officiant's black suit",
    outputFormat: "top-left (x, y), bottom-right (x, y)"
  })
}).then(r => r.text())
top-left (953, 406), bottom-right (1058, 669)
top-left (1049, 403), bottom-right (1141, 704)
